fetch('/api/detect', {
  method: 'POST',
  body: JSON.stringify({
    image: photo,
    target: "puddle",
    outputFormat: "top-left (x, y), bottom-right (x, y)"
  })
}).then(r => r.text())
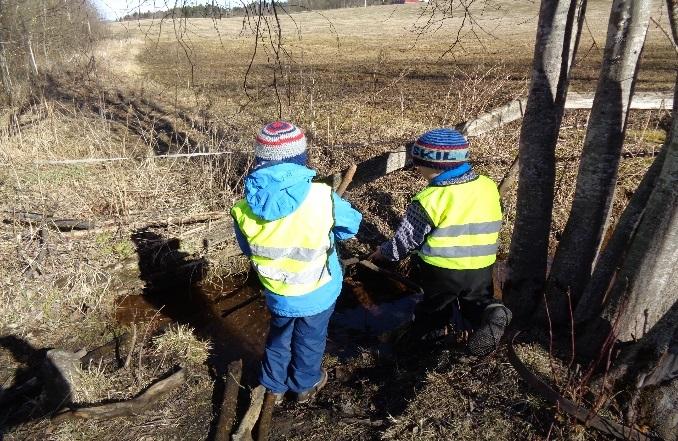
top-left (115, 262), bottom-right (421, 370)
top-left (116, 275), bottom-right (269, 375)
top-left (114, 254), bottom-right (516, 375)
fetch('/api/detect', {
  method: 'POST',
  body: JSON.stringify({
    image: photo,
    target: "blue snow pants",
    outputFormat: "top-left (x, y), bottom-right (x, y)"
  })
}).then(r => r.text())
top-left (259, 303), bottom-right (335, 394)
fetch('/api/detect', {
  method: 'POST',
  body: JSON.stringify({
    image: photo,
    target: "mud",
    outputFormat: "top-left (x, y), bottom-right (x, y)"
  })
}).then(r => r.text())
top-left (115, 261), bottom-right (420, 375)
top-left (116, 275), bottom-right (269, 376)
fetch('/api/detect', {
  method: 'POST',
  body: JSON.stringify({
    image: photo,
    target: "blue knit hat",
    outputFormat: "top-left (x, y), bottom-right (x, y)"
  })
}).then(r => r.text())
top-left (411, 128), bottom-right (469, 169)
top-left (254, 121), bottom-right (307, 166)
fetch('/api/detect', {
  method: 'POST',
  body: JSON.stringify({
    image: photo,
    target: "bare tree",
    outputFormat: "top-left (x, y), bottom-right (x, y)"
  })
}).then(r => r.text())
top-left (0, 0), bottom-right (101, 106)
top-left (574, 46), bottom-right (677, 360)
top-left (504, 0), bottom-right (587, 320)
top-left (669, 0), bottom-right (678, 42)
top-left (543, 0), bottom-right (655, 325)
top-left (0, 0), bottom-right (13, 104)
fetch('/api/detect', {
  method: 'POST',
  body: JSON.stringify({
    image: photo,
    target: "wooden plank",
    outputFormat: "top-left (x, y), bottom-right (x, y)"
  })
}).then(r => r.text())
top-left (316, 147), bottom-right (409, 192)
top-left (458, 97), bottom-right (528, 137)
top-left (231, 385), bottom-right (265, 441)
top-left (458, 91), bottom-right (672, 137)
top-left (565, 91), bottom-right (673, 110)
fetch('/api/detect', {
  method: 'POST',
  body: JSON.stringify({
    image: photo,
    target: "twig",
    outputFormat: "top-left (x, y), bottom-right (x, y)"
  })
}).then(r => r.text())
top-left (650, 17), bottom-right (678, 55)
top-left (336, 163), bottom-right (357, 197)
top-left (80, 332), bottom-right (131, 367)
top-left (123, 323), bottom-right (137, 370)
top-left (357, 260), bottom-right (424, 295)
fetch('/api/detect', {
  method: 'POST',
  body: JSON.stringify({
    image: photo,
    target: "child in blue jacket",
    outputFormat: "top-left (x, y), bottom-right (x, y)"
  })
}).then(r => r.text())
top-left (231, 121), bottom-right (362, 403)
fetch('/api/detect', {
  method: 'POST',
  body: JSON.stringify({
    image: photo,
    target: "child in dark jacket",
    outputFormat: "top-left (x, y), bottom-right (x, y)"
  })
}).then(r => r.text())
top-left (232, 121), bottom-right (362, 402)
top-left (371, 128), bottom-right (511, 356)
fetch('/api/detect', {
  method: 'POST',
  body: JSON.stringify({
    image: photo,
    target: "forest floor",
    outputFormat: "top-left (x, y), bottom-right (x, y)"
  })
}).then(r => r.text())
top-left (0, 1), bottom-right (675, 440)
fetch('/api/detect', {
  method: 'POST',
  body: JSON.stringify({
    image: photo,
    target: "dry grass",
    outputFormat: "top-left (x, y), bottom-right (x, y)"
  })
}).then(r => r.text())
top-left (4, 330), bottom-right (215, 441)
top-left (0, 1), bottom-right (675, 440)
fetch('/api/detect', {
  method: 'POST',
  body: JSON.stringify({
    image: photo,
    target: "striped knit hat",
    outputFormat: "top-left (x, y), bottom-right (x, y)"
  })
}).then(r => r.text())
top-left (411, 128), bottom-right (469, 170)
top-left (254, 121), bottom-right (307, 166)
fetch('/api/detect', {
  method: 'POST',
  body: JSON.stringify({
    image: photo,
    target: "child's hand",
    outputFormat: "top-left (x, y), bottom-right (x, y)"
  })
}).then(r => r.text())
top-left (368, 248), bottom-right (385, 263)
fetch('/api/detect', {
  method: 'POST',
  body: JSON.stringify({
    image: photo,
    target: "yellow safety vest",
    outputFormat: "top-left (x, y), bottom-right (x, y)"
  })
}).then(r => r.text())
top-left (231, 183), bottom-right (334, 296)
top-left (413, 175), bottom-right (502, 270)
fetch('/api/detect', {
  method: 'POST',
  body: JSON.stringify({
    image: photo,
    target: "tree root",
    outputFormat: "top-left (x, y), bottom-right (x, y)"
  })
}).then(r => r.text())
top-left (507, 333), bottom-right (655, 441)
top-left (50, 368), bottom-right (186, 424)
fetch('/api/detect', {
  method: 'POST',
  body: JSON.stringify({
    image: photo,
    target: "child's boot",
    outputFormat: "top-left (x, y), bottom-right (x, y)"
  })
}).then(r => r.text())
top-left (296, 368), bottom-right (328, 403)
top-left (467, 303), bottom-right (512, 356)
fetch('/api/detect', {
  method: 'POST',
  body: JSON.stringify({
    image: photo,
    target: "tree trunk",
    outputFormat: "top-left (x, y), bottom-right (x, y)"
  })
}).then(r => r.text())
top-left (668, 0), bottom-right (678, 44)
top-left (543, 0), bottom-right (654, 326)
top-left (608, 304), bottom-right (678, 441)
top-left (575, 77), bottom-right (677, 325)
top-left (574, 146), bottom-right (668, 324)
top-left (577, 101), bottom-right (678, 358)
top-left (504, 0), bottom-right (587, 321)
top-left (0, 41), bottom-right (12, 104)
top-left (0, 0), bottom-right (14, 104)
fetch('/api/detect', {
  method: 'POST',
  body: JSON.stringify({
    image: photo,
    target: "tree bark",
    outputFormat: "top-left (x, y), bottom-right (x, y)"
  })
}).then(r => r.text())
top-left (504, 0), bottom-right (587, 320)
top-left (573, 146), bottom-right (668, 324)
top-left (215, 360), bottom-right (242, 441)
top-left (575, 78), bottom-right (677, 325)
top-left (543, 0), bottom-right (654, 325)
top-left (577, 101), bottom-right (678, 358)
top-left (668, 0), bottom-right (678, 44)
top-left (0, 0), bottom-right (14, 104)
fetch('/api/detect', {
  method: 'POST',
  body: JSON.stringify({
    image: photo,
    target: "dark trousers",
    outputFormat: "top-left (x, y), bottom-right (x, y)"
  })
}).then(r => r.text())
top-left (260, 303), bottom-right (335, 394)
top-left (411, 256), bottom-right (497, 336)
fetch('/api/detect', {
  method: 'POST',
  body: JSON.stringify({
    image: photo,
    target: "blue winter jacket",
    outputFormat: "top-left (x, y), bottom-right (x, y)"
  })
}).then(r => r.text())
top-left (233, 162), bottom-right (362, 317)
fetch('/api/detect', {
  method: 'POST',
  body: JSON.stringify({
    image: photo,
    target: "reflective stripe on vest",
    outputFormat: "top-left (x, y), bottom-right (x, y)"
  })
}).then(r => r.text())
top-left (252, 261), bottom-right (330, 285)
top-left (249, 244), bottom-right (328, 262)
top-left (231, 183), bottom-right (334, 296)
top-left (413, 175), bottom-right (502, 270)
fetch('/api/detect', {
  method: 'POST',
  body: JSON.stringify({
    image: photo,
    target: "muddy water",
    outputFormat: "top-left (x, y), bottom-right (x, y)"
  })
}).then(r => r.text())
top-left (115, 265), bottom-right (419, 372)
top-left (116, 275), bottom-right (270, 375)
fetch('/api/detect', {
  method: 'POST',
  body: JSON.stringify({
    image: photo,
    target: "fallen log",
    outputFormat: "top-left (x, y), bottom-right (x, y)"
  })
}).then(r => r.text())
top-left (3, 211), bottom-right (228, 236)
top-left (35, 151), bottom-right (235, 166)
top-left (51, 368), bottom-right (186, 424)
top-left (215, 360), bottom-right (243, 441)
top-left (4, 211), bottom-right (96, 231)
top-left (507, 333), bottom-right (654, 441)
top-left (67, 211), bottom-right (228, 237)
top-left (256, 391), bottom-right (277, 441)
top-left (232, 385), bottom-right (265, 441)
top-left (0, 335), bottom-right (134, 411)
